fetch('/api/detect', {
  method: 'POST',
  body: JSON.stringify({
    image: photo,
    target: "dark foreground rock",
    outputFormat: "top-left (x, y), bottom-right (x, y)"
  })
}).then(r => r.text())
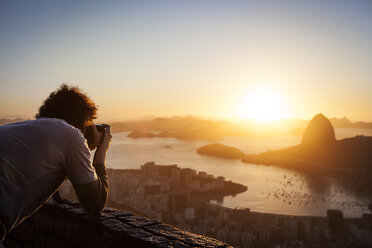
top-left (4, 199), bottom-right (232, 248)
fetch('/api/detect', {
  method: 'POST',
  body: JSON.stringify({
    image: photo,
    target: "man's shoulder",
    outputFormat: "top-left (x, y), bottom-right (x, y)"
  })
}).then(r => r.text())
top-left (2, 118), bottom-right (71, 128)
top-left (0, 118), bottom-right (74, 134)
top-left (34, 117), bottom-right (70, 126)
top-left (0, 118), bottom-right (86, 148)
top-left (34, 118), bottom-right (88, 155)
top-left (22, 118), bottom-right (83, 141)
top-left (33, 118), bottom-right (78, 132)
top-left (37, 118), bottom-right (85, 142)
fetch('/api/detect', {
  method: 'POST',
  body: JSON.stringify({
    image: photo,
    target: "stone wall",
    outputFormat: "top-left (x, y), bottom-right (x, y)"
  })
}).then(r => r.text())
top-left (3, 199), bottom-right (232, 248)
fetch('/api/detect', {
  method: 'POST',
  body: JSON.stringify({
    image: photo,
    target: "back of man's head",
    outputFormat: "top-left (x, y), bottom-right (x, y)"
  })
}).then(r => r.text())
top-left (35, 84), bottom-right (97, 132)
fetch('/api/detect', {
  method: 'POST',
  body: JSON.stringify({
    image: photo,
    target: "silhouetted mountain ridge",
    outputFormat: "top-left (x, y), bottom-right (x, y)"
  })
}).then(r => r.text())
top-left (110, 115), bottom-right (372, 141)
top-left (243, 113), bottom-right (372, 171)
top-left (302, 113), bottom-right (336, 146)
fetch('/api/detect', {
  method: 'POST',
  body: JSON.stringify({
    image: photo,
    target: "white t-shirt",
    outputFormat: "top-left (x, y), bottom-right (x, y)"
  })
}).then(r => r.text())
top-left (0, 118), bottom-right (97, 231)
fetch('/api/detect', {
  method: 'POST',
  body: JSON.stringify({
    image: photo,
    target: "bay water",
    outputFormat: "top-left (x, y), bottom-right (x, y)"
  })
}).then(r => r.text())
top-left (105, 128), bottom-right (372, 217)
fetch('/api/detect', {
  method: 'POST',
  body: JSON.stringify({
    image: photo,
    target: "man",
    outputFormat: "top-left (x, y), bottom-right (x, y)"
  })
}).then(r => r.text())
top-left (0, 84), bottom-right (111, 243)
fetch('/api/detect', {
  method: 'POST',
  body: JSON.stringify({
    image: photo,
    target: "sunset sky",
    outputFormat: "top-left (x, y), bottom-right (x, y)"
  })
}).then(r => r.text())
top-left (1, 0), bottom-right (371, 122)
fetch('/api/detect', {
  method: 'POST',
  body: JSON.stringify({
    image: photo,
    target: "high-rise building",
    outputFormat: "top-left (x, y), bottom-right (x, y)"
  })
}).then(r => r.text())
top-left (327, 209), bottom-right (343, 230)
top-left (144, 184), bottom-right (161, 197)
top-left (232, 208), bottom-right (250, 224)
top-left (170, 168), bottom-right (181, 189)
top-left (327, 209), bottom-right (343, 238)
top-left (168, 191), bottom-right (190, 213)
top-left (180, 168), bottom-right (193, 189)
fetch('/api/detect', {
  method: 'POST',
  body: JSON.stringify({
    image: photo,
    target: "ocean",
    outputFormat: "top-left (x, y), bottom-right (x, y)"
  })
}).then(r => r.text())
top-left (105, 128), bottom-right (372, 217)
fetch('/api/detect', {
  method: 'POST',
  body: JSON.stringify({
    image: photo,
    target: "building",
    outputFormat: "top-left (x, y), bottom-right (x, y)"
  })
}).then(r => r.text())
top-left (168, 191), bottom-right (190, 213)
top-left (327, 209), bottom-right (343, 238)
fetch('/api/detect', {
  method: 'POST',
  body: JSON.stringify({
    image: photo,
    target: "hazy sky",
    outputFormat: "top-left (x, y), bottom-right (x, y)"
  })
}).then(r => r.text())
top-left (1, 0), bottom-right (371, 121)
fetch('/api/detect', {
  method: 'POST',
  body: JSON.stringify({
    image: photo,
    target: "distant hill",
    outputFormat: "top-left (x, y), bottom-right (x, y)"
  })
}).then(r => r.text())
top-left (112, 115), bottom-right (254, 140)
top-left (110, 115), bottom-right (294, 140)
top-left (110, 115), bottom-right (372, 141)
top-left (197, 143), bottom-right (246, 159)
top-left (0, 118), bottom-right (28, 126)
top-left (127, 130), bottom-right (157, 138)
top-left (242, 113), bottom-right (372, 172)
top-left (302, 114), bottom-right (336, 145)
top-left (330, 116), bottom-right (372, 129)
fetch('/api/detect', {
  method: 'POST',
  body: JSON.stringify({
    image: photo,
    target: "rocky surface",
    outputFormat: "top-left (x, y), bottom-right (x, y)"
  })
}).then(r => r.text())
top-left (4, 199), bottom-right (232, 248)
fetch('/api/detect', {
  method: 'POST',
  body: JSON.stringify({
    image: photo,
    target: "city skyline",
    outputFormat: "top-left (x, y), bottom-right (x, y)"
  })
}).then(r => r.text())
top-left (1, 0), bottom-right (372, 122)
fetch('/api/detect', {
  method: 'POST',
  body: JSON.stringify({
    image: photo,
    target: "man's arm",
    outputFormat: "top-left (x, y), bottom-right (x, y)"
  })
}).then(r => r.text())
top-left (73, 163), bottom-right (108, 214)
top-left (68, 126), bottom-right (112, 214)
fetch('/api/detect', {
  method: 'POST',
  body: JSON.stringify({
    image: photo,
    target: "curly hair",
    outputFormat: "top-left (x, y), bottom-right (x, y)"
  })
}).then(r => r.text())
top-left (35, 84), bottom-right (98, 132)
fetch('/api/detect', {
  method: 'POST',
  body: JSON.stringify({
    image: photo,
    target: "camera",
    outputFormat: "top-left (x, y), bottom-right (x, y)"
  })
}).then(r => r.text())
top-left (84, 124), bottom-right (109, 150)
top-left (95, 124), bottom-right (107, 133)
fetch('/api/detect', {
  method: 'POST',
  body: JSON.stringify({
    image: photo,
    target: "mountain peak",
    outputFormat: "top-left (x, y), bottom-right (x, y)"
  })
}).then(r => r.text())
top-left (302, 113), bottom-right (336, 145)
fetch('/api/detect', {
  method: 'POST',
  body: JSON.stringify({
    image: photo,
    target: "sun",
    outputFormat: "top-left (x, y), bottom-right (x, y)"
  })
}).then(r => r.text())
top-left (235, 87), bottom-right (288, 122)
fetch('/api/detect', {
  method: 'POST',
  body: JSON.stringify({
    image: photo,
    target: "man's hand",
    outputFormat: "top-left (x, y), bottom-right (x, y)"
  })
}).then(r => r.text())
top-left (93, 125), bottom-right (112, 165)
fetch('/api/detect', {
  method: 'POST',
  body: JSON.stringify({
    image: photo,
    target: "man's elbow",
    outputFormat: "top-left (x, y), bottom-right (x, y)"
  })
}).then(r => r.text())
top-left (84, 192), bottom-right (107, 214)
top-left (86, 205), bottom-right (104, 215)
top-left (73, 179), bottom-right (109, 214)
top-left (82, 200), bottom-right (106, 214)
